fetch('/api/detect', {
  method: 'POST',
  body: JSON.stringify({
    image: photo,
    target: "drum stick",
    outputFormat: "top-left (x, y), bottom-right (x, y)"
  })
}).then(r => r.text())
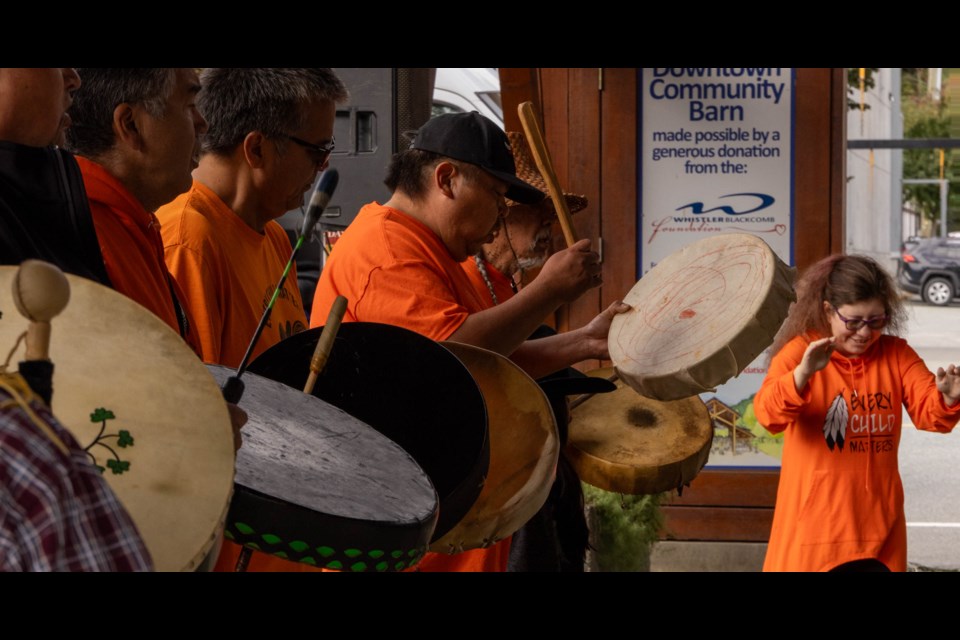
top-left (7, 260), bottom-right (71, 454)
top-left (518, 101), bottom-right (578, 248)
top-left (303, 296), bottom-right (348, 395)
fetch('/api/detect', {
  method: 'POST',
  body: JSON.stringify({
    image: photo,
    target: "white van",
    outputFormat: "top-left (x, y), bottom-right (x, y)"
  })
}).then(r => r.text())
top-left (432, 68), bottom-right (503, 129)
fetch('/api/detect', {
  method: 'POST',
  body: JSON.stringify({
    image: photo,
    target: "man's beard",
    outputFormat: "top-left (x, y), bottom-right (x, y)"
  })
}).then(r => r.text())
top-left (514, 230), bottom-right (552, 271)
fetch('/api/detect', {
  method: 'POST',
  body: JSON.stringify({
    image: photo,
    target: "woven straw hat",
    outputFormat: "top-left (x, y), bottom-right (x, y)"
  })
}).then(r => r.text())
top-left (505, 131), bottom-right (588, 214)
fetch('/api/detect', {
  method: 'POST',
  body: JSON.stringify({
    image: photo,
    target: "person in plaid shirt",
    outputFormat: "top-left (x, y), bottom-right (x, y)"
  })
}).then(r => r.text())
top-left (0, 372), bottom-right (153, 571)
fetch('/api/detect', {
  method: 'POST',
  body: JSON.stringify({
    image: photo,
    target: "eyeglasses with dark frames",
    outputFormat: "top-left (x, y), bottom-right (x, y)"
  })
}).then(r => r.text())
top-left (282, 134), bottom-right (335, 166)
top-left (833, 306), bottom-right (888, 331)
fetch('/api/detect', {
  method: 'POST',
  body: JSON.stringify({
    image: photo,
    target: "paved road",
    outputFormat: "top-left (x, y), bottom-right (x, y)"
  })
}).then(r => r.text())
top-left (898, 297), bottom-right (960, 570)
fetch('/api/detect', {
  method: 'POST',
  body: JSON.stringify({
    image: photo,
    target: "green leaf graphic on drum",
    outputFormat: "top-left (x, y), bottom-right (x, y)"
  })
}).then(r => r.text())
top-left (90, 407), bottom-right (115, 422)
top-left (84, 407), bottom-right (133, 475)
top-left (106, 459), bottom-right (130, 474)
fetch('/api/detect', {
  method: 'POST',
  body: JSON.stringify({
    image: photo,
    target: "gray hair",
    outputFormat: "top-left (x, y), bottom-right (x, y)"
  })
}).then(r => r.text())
top-left (65, 68), bottom-right (177, 157)
top-left (198, 68), bottom-right (348, 155)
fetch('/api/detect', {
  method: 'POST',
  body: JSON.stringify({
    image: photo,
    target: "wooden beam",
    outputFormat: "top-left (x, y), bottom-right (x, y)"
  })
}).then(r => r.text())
top-left (659, 506), bottom-right (774, 542)
top-left (794, 68), bottom-right (847, 269)
top-left (598, 68), bottom-right (638, 350)
top-left (663, 468), bottom-right (780, 507)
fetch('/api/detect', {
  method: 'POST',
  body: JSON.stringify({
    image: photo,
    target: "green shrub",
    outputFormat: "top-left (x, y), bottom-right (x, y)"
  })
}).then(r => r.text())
top-left (583, 484), bottom-right (665, 572)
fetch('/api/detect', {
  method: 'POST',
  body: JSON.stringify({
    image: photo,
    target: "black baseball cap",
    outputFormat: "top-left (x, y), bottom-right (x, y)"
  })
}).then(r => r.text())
top-left (411, 112), bottom-right (545, 205)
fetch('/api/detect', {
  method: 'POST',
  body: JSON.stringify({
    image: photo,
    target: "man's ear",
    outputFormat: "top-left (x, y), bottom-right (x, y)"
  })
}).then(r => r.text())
top-left (242, 131), bottom-right (267, 169)
top-left (435, 161), bottom-right (457, 198)
top-left (113, 103), bottom-right (143, 151)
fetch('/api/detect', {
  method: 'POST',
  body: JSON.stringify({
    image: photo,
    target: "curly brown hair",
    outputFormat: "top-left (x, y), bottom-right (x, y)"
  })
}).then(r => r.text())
top-left (770, 254), bottom-right (907, 356)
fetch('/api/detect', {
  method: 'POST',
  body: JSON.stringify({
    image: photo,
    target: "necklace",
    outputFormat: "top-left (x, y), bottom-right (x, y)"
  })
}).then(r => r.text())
top-left (474, 254), bottom-right (500, 306)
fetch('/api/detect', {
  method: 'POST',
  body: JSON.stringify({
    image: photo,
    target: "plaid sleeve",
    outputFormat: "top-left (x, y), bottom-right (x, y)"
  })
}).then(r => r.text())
top-left (0, 389), bottom-right (153, 572)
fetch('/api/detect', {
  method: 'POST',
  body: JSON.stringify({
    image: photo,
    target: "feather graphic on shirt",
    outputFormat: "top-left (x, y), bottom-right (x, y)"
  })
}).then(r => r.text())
top-left (823, 391), bottom-right (848, 452)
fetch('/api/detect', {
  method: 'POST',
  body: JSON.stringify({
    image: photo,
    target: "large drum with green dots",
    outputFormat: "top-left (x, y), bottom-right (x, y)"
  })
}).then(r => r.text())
top-left (249, 322), bottom-right (490, 545)
top-left (207, 365), bottom-right (439, 572)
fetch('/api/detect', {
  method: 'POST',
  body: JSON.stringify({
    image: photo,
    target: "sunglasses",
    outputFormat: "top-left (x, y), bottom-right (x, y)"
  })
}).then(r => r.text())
top-left (283, 134), bottom-right (335, 166)
top-left (833, 307), bottom-right (888, 331)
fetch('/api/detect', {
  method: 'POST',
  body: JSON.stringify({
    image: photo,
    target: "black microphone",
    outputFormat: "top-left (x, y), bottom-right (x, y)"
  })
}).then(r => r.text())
top-left (301, 168), bottom-right (339, 240)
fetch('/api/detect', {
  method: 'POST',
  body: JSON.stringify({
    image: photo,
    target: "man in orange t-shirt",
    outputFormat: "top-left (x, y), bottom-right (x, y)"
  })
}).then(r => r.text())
top-left (157, 68), bottom-right (348, 572)
top-left (157, 69), bottom-right (346, 371)
top-left (313, 112), bottom-right (620, 571)
top-left (65, 69), bottom-right (206, 354)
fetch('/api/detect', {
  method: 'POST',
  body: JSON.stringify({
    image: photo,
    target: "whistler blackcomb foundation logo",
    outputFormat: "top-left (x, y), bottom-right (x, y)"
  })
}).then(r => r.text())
top-left (676, 192), bottom-right (776, 216)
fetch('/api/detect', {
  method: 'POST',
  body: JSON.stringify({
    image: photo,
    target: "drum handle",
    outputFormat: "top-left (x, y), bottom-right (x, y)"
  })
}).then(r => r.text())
top-left (303, 295), bottom-right (348, 394)
top-left (518, 101), bottom-right (579, 248)
top-left (568, 370), bottom-right (620, 411)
